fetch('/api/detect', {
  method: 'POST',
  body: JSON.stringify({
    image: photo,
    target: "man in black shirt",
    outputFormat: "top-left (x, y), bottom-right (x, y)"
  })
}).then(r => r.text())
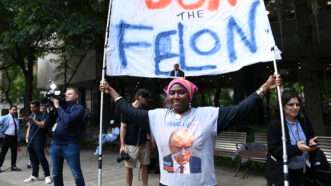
top-left (24, 101), bottom-right (52, 184)
top-left (120, 89), bottom-right (151, 186)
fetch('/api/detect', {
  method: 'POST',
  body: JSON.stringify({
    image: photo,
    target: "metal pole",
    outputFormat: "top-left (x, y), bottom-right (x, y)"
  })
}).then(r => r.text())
top-left (98, 1), bottom-right (113, 186)
top-left (271, 47), bottom-right (289, 186)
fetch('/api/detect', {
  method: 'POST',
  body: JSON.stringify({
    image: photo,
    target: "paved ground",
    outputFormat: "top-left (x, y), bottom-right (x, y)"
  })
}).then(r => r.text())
top-left (0, 148), bottom-right (266, 186)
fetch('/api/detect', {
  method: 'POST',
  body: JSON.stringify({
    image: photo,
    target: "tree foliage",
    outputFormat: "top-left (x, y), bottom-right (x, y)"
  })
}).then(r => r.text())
top-left (0, 0), bottom-right (109, 109)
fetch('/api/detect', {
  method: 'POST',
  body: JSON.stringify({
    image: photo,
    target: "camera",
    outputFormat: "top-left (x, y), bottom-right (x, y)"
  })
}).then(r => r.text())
top-left (43, 81), bottom-right (65, 106)
top-left (46, 90), bottom-right (62, 99)
top-left (116, 151), bottom-right (130, 163)
top-left (46, 81), bottom-right (62, 98)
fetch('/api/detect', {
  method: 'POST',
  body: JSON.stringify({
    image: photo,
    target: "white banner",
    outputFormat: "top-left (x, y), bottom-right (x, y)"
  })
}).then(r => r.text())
top-left (106, 0), bottom-right (281, 77)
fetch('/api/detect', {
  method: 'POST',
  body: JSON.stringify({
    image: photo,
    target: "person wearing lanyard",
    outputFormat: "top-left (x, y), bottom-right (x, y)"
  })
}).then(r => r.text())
top-left (265, 90), bottom-right (318, 186)
top-left (0, 105), bottom-right (21, 172)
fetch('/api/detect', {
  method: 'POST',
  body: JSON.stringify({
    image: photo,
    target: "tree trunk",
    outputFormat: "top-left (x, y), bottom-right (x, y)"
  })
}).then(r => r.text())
top-left (3, 70), bottom-right (13, 105)
top-left (294, 0), bottom-right (325, 135)
top-left (23, 60), bottom-right (34, 114)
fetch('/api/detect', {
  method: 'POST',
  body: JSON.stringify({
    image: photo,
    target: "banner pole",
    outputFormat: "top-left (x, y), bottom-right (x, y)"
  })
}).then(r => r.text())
top-left (271, 47), bottom-right (289, 186)
top-left (98, 0), bottom-right (113, 186)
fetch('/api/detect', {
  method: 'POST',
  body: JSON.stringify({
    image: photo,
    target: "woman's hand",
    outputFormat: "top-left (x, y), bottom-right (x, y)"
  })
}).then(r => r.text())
top-left (297, 140), bottom-right (317, 152)
top-left (307, 137), bottom-right (319, 152)
top-left (309, 137), bottom-right (318, 146)
top-left (297, 141), bottom-right (310, 152)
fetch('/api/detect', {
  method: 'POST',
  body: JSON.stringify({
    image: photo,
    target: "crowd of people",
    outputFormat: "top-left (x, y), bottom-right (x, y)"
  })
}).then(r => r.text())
top-left (0, 87), bottom-right (86, 186)
top-left (0, 73), bottom-right (330, 186)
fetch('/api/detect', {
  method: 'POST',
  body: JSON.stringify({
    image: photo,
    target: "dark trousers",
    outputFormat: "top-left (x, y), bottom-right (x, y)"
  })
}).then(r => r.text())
top-left (269, 169), bottom-right (311, 186)
top-left (0, 135), bottom-right (17, 167)
top-left (289, 169), bottom-right (305, 186)
top-left (51, 143), bottom-right (85, 186)
top-left (28, 139), bottom-right (50, 177)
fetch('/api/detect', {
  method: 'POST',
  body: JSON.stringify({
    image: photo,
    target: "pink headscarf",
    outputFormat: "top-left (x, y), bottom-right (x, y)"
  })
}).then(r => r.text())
top-left (166, 78), bottom-right (198, 101)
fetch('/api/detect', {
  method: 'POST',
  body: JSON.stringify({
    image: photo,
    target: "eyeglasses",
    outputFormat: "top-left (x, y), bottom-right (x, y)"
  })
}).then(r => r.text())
top-left (286, 103), bottom-right (300, 107)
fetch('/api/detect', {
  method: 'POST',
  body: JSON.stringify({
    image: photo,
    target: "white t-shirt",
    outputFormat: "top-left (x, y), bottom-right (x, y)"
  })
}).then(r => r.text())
top-left (148, 107), bottom-right (219, 186)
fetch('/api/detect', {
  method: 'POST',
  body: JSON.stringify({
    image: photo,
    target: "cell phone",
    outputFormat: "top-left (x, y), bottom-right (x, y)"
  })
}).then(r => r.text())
top-left (309, 143), bottom-right (318, 147)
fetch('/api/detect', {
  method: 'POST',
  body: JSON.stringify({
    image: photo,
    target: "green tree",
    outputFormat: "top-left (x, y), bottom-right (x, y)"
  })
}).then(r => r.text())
top-left (0, 65), bottom-right (26, 105)
top-left (0, 0), bottom-right (56, 110)
top-left (0, 0), bottom-right (109, 111)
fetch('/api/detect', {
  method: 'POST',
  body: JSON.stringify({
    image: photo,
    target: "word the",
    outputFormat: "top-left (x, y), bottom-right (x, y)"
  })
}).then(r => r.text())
top-left (177, 10), bottom-right (204, 21)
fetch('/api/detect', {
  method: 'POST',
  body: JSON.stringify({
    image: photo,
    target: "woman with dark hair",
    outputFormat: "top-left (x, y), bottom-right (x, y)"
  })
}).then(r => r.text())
top-left (100, 75), bottom-right (280, 186)
top-left (265, 90), bottom-right (318, 186)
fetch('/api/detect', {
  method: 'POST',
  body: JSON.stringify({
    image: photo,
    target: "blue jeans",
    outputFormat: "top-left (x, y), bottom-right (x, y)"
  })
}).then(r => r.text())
top-left (51, 143), bottom-right (85, 186)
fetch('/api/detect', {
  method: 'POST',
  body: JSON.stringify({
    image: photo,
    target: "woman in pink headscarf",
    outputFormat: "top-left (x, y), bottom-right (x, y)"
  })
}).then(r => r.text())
top-left (100, 75), bottom-right (280, 186)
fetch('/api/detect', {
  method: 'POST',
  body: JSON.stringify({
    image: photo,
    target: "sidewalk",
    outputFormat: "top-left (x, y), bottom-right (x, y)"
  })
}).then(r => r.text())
top-left (0, 149), bottom-right (266, 186)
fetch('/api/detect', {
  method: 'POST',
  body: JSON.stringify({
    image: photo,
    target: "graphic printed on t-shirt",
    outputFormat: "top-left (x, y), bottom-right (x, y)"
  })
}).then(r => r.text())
top-left (163, 128), bottom-right (202, 174)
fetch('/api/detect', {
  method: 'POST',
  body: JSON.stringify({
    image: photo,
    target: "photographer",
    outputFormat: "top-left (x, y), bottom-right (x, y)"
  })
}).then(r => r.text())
top-left (120, 89), bottom-right (152, 186)
top-left (24, 101), bottom-right (52, 184)
top-left (50, 87), bottom-right (85, 186)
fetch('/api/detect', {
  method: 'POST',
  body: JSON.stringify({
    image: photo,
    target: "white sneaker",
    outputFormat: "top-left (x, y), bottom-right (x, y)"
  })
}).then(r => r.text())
top-left (45, 176), bottom-right (52, 184)
top-left (24, 176), bottom-right (38, 182)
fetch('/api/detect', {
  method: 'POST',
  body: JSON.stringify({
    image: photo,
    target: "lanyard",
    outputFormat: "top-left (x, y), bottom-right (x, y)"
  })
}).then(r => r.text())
top-left (288, 121), bottom-right (302, 144)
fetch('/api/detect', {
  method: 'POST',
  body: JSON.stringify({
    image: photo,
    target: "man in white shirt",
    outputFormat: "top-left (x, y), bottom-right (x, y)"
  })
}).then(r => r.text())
top-left (0, 105), bottom-right (21, 172)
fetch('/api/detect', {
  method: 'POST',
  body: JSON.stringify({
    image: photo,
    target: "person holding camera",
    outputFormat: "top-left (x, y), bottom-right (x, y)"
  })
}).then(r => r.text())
top-left (50, 87), bottom-right (85, 186)
top-left (24, 101), bottom-right (52, 184)
top-left (119, 89), bottom-right (152, 186)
